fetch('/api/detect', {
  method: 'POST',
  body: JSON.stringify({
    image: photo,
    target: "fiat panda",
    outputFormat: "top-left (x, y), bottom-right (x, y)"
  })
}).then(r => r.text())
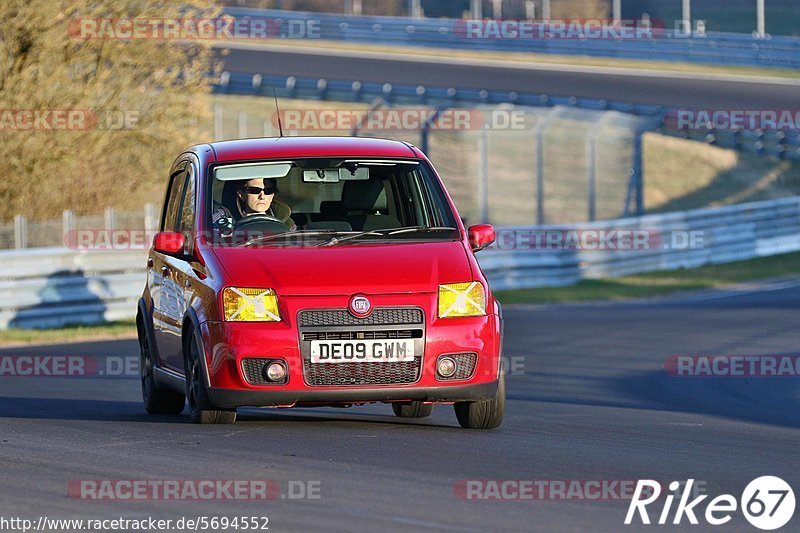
top-left (137, 136), bottom-right (504, 428)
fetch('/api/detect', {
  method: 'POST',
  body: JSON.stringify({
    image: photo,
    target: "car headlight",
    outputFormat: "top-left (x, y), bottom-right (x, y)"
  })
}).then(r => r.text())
top-left (222, 287), bottom-right (281, 322)
top-left (438, 282), bottom-right (486, 318)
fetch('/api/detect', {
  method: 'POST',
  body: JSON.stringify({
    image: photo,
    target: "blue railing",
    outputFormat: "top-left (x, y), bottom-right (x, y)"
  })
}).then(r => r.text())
top-left (223, 8), bottom-right (800, 70)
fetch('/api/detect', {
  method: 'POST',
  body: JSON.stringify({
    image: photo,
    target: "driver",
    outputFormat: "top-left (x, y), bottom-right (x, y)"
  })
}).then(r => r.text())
top-left (212, 177), bottom-right (296, 234)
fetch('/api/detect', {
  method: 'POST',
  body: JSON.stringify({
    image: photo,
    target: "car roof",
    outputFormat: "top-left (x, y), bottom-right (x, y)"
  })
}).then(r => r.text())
top-left (203, 136), bottom-right (420, 163)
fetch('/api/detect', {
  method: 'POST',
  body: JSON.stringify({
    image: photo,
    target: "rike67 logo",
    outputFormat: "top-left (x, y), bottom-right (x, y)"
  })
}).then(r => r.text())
top-left (625, 477), bottom-right (795, 530)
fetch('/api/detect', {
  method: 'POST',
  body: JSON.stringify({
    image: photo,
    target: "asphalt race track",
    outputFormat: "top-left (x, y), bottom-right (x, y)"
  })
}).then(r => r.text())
top-left (1, 282), bottom-right (798, 531)
top-left (218, 45), bottom-right (800, 110)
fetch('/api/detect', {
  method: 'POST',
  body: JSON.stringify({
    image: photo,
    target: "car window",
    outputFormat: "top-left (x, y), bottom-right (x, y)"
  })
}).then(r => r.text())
top-left (161, 165), bottom-right (188, 232)
top-left (178, 163), bottom-right (196, 254)
top-left (208, 158), bottom-right (458, 246)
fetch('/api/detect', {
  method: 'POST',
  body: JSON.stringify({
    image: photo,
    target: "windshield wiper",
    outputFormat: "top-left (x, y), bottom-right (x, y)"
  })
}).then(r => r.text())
top-left (317, 229), bottom-right (385, 247)
top-left (386, 226), bottom-right (458, 235)
top-left (317, 226), bottom-right (458, 247)
top-left (235, 229), bottom-right (340, 247)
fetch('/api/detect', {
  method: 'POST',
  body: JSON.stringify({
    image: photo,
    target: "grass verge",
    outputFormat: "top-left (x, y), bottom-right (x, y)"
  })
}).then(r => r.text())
top-left (0, 320), bottom-right (137, 347)
top-left (495, 251), bottom-right (800, 304)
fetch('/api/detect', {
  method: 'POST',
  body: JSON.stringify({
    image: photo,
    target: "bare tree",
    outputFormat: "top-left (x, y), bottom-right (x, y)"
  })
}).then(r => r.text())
top-left (0, 0), bottom-right (220, 219)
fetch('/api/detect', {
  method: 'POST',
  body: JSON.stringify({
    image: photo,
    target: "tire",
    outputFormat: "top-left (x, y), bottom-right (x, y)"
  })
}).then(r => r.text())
top-left (392, 401), bottom-right (433, 418)
top-left (185, 326), bottom-right (236, 424)
top-left (138, 316), bottom-right (185, 415)
top-left (454, 372), bottom-right (505, 429)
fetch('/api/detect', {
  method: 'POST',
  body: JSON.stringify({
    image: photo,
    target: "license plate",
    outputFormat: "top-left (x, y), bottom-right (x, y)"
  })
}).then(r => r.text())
top-left (309, 339), bottom-right (415, 363)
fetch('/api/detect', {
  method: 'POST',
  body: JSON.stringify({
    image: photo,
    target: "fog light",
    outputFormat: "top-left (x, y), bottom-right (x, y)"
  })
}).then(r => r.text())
top-left (437, 356), bottom-right (457, 378)
top-left (264, 361), bottom-right (287, 382)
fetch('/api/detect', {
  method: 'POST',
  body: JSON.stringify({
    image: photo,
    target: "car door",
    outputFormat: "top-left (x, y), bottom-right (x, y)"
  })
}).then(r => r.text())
top-left (152, 162), bottom-right (188, 371)
top-left (159, 161), bottom-right (200, 373)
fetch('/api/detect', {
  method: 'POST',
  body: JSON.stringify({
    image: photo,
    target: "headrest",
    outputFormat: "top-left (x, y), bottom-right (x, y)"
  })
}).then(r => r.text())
top-left (342, 177), bottom-right (387, 212)
top-left (320, 200), bottom-right (346, 219)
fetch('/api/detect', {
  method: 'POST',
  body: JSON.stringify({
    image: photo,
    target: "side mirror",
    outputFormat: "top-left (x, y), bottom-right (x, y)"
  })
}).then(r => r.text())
top-left (468, 224), bottom-right (495, 252)
top-left (153, 231), bottom-right (185, 255)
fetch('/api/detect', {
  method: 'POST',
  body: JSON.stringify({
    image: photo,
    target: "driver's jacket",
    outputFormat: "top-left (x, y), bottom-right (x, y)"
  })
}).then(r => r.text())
top-left (212, 199), bottom-right (296, 233)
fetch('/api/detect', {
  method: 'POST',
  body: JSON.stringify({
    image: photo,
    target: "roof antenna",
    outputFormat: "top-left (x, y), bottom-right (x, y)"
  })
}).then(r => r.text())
top-left (272, 86), bottom-right (284, 138)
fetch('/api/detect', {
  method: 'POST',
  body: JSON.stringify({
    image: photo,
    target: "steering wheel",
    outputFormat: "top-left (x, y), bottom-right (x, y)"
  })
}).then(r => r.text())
top-left (233, 214), bottom-right (286, 229)
top-left (232, 214), bottom-right (291, 242)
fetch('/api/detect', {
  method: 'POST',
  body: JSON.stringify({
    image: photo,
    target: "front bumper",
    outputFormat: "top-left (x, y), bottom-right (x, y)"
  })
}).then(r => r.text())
top-left (197, 293), bottom-right (502, 408)
top-left (207, 380), bottom-right (499, 408)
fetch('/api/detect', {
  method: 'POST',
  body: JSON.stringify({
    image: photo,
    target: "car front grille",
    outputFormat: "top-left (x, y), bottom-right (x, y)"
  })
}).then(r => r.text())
top-left (303, 358), bottom-right (422, 386)
top-left (298, 307), bottom-right (425, 387)
top-left (298, 308), bottom-right (423, 327)
top-left (302, 330), bottom-right (420, 341)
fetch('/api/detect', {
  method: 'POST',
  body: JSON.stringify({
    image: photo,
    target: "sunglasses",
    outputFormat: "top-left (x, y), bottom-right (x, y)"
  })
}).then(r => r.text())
top-left (243, 185), bottom-right (276, 196)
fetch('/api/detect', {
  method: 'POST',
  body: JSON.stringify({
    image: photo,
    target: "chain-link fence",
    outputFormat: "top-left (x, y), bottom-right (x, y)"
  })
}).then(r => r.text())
top-left (212, 96), bottom-right (654, 226)
top-left (0, 205), bottom-right (159, 250)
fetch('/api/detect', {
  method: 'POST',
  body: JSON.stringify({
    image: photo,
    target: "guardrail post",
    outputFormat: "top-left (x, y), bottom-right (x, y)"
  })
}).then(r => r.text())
top-left (316, 79), bottom-right (328, 100)
top-left (104, 207), bottom-right (117, 232)
top-left (415, 85), bottom-right (426, 105)
top-left (525, 1), bottom-right (535, 18)
top-left (344, 0), bottom-right (356, 16)
top-left (144, 203), bottom-right (158, 233)
top-left (409, 0), bottom-right (422, 18)
top-left (477, 128), bottom-right (490, 224)
top-left (757, 0), bottom-right (765, 38)
top-left (633, 130), bottom-right (644, 216)
top-left (62, 210), bottom-right (75, 244)
top-left (491, 0), bottom-right (501, 18)
top-left (470, 0), bottom-right (482, 19)
top-left (352, 81), bottom-right (363, 103)
top-left (586, 129), bottom-right (597, 222)
top-left (681, 0), bottom-right (692, 36)
top-left (13, 214), bottom-right (27, 249)
top-left (382, 83), bottom-right (393, 105)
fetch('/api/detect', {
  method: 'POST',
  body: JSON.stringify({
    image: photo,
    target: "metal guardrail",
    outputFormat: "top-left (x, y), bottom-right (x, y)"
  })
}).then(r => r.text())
top-left (481, 196), bottom-right (800, 290)
top-left (1, 196), bottom-right (798, 329)
top-left (223, 8), bottom-right (800, 70)
top-left (215, 72), bottom-right (800, 161)
top-left (0, 248), bottom-right (146, 329)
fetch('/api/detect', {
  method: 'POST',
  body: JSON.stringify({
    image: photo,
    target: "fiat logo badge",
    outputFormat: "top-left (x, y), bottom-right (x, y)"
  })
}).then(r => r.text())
top-left (349, 295), bottom-right (372, 318)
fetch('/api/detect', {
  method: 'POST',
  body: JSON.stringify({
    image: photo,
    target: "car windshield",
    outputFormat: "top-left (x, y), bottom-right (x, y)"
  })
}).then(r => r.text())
top-left (207, 158), bottom-right (459, 247)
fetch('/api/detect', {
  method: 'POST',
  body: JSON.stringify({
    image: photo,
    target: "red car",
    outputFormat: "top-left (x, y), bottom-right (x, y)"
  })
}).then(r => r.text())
top-left (137, 136), bottom-right (504, 428)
